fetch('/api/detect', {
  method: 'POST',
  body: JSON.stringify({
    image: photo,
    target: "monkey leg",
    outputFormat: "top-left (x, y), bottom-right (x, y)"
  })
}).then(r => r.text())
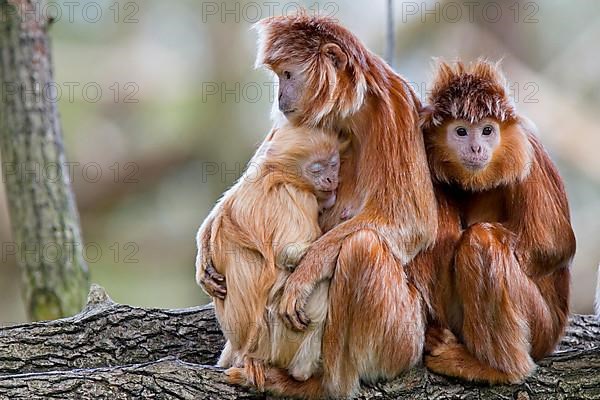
top-left (323, 230), bottom-right (424, 394)
top-left (244, 229), bottom-right (424, 399)
top-left (287, 281), bottom-right (329, 382)
top-left (428, 223), bottom-right (553, 384)
top-left (213, 244), bottom-right (275, 371)
top-left (529, 268), bottom-right (570, 360)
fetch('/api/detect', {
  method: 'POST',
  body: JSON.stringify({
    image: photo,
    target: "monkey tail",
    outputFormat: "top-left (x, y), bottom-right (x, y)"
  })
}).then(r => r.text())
top-left (227, 365), bottom-right (326, 399)
top-left (264, 368), bottom-right (326, 399)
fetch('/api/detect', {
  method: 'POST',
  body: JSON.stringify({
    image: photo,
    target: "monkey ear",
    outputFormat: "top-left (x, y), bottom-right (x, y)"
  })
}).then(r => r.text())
top-left (321, 43), bottom-right (348, 70)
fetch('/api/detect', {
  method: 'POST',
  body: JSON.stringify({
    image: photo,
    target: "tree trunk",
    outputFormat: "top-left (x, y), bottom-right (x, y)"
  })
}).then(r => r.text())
top-left (0, 0), bottom-right (89, 320)
top-left (0, 285), bottom-right (598, 399)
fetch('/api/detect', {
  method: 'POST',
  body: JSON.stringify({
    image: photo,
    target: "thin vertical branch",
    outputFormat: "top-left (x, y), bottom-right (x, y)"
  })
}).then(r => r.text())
top-left (385, 0), bottom-right (394, 68)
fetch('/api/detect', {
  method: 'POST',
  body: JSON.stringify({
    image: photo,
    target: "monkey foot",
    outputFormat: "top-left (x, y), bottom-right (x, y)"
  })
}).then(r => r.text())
top-left (225, 356), bottom-right (266, 391)
top-left (424, 327), bottom-right (522, 384)
top-left (424, 325), bottom-right (458, 355)
top-left (225, 367), bottom-right (246, 385)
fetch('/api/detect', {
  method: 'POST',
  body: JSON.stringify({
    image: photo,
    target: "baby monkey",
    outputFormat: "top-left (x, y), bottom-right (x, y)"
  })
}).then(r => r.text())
top-left (195, 125), bottom-right (345, 386)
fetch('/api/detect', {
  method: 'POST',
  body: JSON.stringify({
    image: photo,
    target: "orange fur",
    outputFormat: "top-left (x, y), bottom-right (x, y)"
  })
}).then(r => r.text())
top-left (420, 59), bottom-right (517, 129)
top-left (195, 125), bottom-right (341, 382)
top-left (223, 13), bottom-right (438, 399)
top-left (419, 60), bottom-right (575, 384)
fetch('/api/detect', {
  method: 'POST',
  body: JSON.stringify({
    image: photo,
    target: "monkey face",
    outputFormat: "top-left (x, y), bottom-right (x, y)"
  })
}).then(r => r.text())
top-left (444, 118), bottom-right (501, 171)
top-left (425, 118), bottom-right (532, 191)
top-left (276, 66), bottom-right (306, 121)
top-left (422, 60), bottom-right (534, 191)
top-left (272, 46), bottom-right (350, 126)
top-left (255, 14), bottom-right (365, 126)
top-left (303, 153), bottom-right (340, 210)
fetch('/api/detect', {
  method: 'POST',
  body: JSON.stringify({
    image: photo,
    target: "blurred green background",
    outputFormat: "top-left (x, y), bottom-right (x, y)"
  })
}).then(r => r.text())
top-left (1, 0), bottom-right (599, 322)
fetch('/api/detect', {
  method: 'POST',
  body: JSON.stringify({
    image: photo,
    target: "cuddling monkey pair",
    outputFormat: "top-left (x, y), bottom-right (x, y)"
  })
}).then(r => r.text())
top-left (195, 14), bottom-right (575, 400)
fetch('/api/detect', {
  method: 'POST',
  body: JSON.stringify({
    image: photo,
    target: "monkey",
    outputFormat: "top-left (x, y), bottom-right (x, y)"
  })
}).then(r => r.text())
top-left (195, 124), bottom-right (345, 385)
top-left (417, 60), bottom-right (576, 384)
top-left (199, 13), bottom-right (438, 399)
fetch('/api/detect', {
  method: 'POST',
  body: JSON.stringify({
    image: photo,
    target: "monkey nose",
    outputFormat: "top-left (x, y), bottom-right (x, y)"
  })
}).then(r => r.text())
top-left (471, 145), bottom-right (481, 154)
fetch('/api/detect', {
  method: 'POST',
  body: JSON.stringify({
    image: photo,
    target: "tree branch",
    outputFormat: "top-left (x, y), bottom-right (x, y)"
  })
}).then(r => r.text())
top-left (0, 285), bottom-right (598, 399)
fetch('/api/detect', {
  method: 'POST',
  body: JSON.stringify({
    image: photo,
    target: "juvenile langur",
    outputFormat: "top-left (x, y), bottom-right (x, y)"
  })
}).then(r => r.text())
top-left (200, 13), bottom-right (438, 399)
top-left (196, 125), bottom-right (343, 384)
top-left (419, 60), bottom-right (575, 384)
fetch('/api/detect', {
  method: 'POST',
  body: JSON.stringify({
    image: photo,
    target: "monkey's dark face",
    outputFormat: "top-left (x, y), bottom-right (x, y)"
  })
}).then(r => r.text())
top-left (266, 41), bottom-right (358, 127)
top-left (445, 118), bottom-right (500, 172)
top-left (276, 66), bottom-right (306, 121)
top-left (302, 152), bottom-right (340, 210)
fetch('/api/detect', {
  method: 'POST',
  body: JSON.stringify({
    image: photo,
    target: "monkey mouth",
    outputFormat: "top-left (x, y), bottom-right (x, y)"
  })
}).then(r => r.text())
top-left (281, 108), bottom-right (297, 115)
top-left (463, 158), bottom-right (489, 170)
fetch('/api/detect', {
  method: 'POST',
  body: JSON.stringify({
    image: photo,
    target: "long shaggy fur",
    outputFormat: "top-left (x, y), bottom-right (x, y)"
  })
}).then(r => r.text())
top-left (418, 60), bottom-right (576, 385)
top-left (422, 60), bottom-right (532, 191)
top-left (195, 125), bottom-right (340, 383)
top-left (421, 59), bottom-right (517, 130)
top-left (254, 13), bottom-right (368, 125)
top-left (229, 13), bottom-right (439, 399)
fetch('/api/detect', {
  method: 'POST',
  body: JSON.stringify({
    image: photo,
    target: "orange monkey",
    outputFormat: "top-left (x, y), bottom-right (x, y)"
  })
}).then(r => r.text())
top-left (420, 60), bottom-right (575, 384)
top-left (196, 125), bottom-right (343, 385)
top-left (205, 14), bottom-right (438, 398)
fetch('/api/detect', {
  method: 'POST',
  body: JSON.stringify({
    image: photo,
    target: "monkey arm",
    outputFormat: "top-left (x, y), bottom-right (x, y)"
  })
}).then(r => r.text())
top-left (279, 196), bottom-right (438, 332)
top-left (278, 216), bottom-right (374, 331)
top-left (512, 138), bottom-right (576, 277)
top-left (195, 209), bottom-right (226, 299)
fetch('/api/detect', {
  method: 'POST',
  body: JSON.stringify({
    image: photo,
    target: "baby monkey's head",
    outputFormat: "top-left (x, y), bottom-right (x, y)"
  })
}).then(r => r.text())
top-left (264, 126), bottom-right (344, 210)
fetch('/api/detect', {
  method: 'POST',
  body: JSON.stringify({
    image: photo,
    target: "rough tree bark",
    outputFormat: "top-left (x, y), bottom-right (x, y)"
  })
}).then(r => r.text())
top-left (0, 285), bottom-right (598, 399)
top-left (0, 0), bottom-right (89, 320)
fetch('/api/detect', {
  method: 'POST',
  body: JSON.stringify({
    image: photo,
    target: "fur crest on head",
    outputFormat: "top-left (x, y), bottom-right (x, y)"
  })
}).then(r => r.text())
top-left (421, 59), bottom-right (517, 130)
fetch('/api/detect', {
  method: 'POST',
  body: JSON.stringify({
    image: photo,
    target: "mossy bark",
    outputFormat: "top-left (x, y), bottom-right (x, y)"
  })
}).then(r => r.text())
top-left (0, 0), bottom-right (89, 320)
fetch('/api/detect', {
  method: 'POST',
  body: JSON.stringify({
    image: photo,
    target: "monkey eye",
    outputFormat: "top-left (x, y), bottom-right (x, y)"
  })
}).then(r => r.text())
top-left (456, 127), bottom-right (468, 137)
top-left (283, 71), bottom-right (292, 80)
top-left (308, 162), bottom-right (324, 174)
top-left (482, 125), bottom-right (493, 136)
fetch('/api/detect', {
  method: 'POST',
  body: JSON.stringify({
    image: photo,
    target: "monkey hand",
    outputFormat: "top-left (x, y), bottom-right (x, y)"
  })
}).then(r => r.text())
top-left (277, 242), bottom-right (311, 272)
top-left (279, 227), bottom-right (344, 330)
top-left (340, 207), bottom-right (354, 221)
top-left (279, 278), bottom-right (312, 331)
top-left (198, 261), bottom-right (227, 300)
